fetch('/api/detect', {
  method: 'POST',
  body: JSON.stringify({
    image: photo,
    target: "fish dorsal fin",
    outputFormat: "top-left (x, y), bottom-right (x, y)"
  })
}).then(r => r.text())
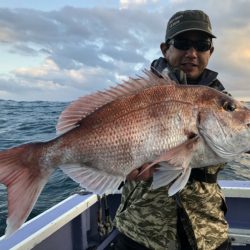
top-left (56, 70), bottom-right (175, 135)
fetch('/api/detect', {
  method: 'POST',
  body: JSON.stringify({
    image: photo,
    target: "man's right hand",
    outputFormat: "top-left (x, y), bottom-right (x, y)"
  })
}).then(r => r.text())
top-left (126, 163), bottom-right (158, 181)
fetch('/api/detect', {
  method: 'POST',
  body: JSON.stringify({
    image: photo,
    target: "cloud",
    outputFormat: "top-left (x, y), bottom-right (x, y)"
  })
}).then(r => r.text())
top-left (0, 2), bottom-right (249, 101)
top-left (120, 0), bottom-right (159, 9)
top-left (0, 6), bottom-right (164, 101)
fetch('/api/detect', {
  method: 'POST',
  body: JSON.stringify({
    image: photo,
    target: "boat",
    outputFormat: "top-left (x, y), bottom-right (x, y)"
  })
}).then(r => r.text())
top-left (0, 180), bottom-right (250, 250)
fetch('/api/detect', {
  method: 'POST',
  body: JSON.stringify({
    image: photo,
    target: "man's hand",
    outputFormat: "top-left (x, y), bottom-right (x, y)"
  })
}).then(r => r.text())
top-left (126, 163), bottom-right (158, 181)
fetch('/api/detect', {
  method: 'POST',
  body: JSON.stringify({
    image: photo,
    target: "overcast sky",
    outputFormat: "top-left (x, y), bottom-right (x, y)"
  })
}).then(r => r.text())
top-left (0, 0), bottom-right (250, 101)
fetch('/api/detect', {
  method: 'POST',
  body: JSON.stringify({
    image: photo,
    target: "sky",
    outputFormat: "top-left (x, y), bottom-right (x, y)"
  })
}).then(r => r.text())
top-left (0, 0), bottom-right (250, 102)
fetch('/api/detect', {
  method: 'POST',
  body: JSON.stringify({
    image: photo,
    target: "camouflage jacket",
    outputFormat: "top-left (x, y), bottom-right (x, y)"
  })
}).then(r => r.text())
top-left (114, 57), bottom-right (229, 250)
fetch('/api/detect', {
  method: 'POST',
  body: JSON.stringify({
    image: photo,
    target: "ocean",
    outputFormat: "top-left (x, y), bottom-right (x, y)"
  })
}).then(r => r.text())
top-left (0, 99), bottom-right (250, 236)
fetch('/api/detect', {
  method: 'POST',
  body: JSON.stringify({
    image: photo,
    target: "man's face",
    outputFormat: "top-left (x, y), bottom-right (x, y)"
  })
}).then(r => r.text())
top-left (162, 31), bottom-right (214, 81)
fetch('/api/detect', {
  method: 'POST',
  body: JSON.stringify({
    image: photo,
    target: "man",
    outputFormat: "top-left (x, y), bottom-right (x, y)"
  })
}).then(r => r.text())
top-left (114, 10), bottom-right (231, 250)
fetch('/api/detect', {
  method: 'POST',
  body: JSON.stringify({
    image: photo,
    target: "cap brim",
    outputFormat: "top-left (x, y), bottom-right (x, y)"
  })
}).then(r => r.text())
top-left (169, 28), bottom-right (216, 40)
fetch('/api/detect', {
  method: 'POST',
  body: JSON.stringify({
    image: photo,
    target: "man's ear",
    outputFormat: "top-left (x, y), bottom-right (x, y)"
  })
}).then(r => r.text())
top-left (160, 42), bottom-right (169, 56)
top-left (210, 46), bottom-right (214, 55)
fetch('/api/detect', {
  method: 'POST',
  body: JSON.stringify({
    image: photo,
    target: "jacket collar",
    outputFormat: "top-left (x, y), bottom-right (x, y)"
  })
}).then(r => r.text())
top-left (151, 57), bottom-right (218, 87)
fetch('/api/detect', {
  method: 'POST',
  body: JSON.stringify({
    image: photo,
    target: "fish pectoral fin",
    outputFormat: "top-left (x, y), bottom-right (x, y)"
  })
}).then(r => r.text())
top-left (151, 165), bottom-right (182, 190)
top-left (151, 164), bottom-right (192, 195)
top-left (60, 164), bottom-right (124, 195)
top-left (152, 163), bottom-right (191, 193)
top-left (146, 135), bottom-right (199, 193)
top-left (139, 135), bottom-right (199, 174)
top-left (153, 135), bottom-right (200, 168)
top-left (168, 167), bottom-right (191, 196)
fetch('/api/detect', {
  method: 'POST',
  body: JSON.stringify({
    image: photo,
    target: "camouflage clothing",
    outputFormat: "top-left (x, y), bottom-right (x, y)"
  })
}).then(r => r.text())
top-left (114, 57), bottom-right (229, 250)
top-left (115, 180), bottom-right (178, 250)
top-left (178, 174), bottom-right (228, 249)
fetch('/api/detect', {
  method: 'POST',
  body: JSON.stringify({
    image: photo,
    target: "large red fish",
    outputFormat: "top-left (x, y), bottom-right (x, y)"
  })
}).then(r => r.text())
top-left (0, 71), bottom-right (250, 237)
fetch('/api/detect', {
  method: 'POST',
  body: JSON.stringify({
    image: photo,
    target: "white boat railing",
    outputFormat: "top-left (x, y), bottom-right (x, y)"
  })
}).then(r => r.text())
top-left (0, 194), bottom-right (98, 250)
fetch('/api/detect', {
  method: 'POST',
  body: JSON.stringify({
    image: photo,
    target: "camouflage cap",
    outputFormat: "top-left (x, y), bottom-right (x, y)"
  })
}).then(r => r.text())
top-left (165, 10), bottom-right (216, 42)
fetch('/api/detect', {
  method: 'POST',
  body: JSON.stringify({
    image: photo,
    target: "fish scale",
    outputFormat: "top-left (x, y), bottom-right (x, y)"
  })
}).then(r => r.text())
top-left (45, 99), bottom-right (197, 178)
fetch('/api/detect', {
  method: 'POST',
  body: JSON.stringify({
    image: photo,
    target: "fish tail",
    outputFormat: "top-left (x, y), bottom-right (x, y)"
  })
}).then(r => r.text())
top-left (0, 143), bottom-right (52, 238)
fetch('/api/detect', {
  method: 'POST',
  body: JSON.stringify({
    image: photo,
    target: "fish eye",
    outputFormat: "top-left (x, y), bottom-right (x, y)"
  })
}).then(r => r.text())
top-left (223, 101), bottom-right (236, 112)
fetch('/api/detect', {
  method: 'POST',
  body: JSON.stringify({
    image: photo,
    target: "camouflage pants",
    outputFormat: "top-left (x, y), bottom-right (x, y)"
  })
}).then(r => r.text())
top-left (114, 177), bottom-right (228, 250)
top-left (178, 181), bottom-right (228, 250)
top-left (114, 181), bottom-right (178, 250)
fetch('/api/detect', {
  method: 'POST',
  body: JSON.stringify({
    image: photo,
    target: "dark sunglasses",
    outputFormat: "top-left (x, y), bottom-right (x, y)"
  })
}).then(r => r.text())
top-left (168, 39), bottom-right (212, 52)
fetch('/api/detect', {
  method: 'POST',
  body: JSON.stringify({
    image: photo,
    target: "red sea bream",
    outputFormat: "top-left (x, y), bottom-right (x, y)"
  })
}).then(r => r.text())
top-left (0, 71), bottom-right (250, 237)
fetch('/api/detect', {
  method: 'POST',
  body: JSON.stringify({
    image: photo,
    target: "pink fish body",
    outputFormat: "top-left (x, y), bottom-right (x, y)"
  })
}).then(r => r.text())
top-left (0, 71), bottom-right (250, 237)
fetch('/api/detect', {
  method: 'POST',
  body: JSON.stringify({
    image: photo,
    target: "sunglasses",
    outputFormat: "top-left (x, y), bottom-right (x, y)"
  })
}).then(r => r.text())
top-left (168, 39), bottom-right (212, 52)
